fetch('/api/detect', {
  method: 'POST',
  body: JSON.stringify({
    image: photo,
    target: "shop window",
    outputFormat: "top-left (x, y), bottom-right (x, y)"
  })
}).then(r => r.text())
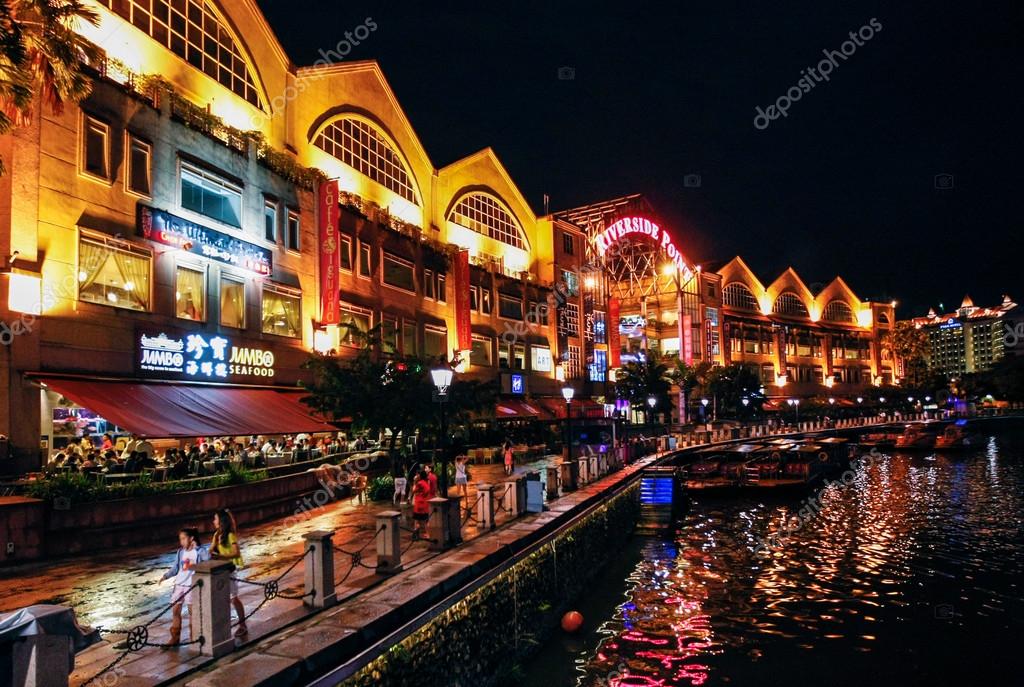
top-left (264, 199), bottom-right (277, 242)
top-left (286, 210), bottom-right (300, 252)
top-left (175, 265), bottom-right (205, 321)
top-left (180, 162), bottom-right (242, 227)
top-left (126, 135), bottom-right (151, 195)
top-left (531, 346), bottom-right (552, 372)
top-left (402, 321), bottom-right (417, 355)
top-left (78, 234), bottom-right (151, 311)
top-left (381, 315), bottom-right (399, 354)
top-left (359, 243), bottom-right (372, 277)
top-left (499, 294), bottom-right (523, 320)
top-left (424, 326), bottom-right (447, 359)
top-left (382, 252), bottom-right (415, 292)
top-left (82, 115), bottom-right (109, 180)
top-left (340, 303), bottom-right (372, 347)
top-left (424, 269), bottom-right (435, 299)
top-left (219, 276), bottom-right (245, 329)
top-left (498, 342), bottom-right (511, 369)
top-left (339, 235), bottom-right (352, 271)
top-left (471, 335), bottom-right (492, 366)
top-left (262, 285), bottom-right (301, 338)
top-left (514, 343), bottom-right (526, 370)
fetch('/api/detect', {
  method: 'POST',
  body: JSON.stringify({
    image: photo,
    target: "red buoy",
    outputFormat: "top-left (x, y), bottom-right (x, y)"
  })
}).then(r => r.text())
top-left (561, 611), bottom-right (584, 633)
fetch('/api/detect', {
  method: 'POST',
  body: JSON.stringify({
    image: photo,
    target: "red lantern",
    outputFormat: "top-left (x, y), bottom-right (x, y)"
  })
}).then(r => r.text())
top-left (561, 611), bottom-right (584, 633)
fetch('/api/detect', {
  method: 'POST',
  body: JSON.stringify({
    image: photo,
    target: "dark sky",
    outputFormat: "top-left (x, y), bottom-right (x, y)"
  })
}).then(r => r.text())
top-left (256, 0), bottom-right (1022, 317)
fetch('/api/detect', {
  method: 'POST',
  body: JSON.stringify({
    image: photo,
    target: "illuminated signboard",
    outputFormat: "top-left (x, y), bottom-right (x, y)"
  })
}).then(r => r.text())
top-left (939, 319), bottom-right (962, 330)
top-left (510, 373), bottom-right (524, 395)
top-left (139, 205), bottom-right (272, 276)
top-left (594, 216), bottom-right (691, 274)
top-left (531, 346), bottom-right (552, 372)
top-left (139, 332), bottom-right (275, 380)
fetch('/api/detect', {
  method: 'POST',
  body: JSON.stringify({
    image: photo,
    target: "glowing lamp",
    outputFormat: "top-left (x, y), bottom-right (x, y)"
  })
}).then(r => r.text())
top-left (824, 376), bottom-right (835, 388)
top-left (741, 398), bottom-right (750, 407)
top-left (775, 375), bottom-right (788, 388)
top-left (431, 368), bottom-right (454, 394)
top-left (313, 328), bottom-right (333, 354)
top-left (647, 395), bottom-right (657, 408)
top-left (701, 398), bottom-right (709, 407)
top-left (561, 386), bottom-right (575, 402)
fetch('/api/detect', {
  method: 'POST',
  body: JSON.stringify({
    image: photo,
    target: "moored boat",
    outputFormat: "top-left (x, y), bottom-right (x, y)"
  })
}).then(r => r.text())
top-left (934, 423), bottom-right (978, 451)
top-left (894, 423), bottom-right (938, 450)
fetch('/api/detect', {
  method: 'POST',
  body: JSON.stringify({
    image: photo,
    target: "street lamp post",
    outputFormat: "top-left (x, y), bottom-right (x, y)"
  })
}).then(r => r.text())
top-left (562, 386), bottom-right (575, 466)
top-left (701, 398), bottom-right (710, 432)
top-left (647, 395), bottom-right (657, 431)
top-left (430, 368), bottom-right (454, 498)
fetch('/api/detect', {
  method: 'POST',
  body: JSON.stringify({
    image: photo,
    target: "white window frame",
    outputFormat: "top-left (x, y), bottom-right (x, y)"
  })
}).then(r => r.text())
top-left (286, 209), bottom-right (301, 253)
top-left (358, 242), bottom-right (372, 279)
top-left (470, 334), bottom-right (493, 367)
top-left (219, 273), bottom-right (247, 330)
top-left (80, 114), bottom-right (111, 183)
top-left (381, 250), bottom-right (416, 294)
top-left (261, 281), bottom-right (302, 338)
top-left (124, 133), bottom-right (151, 196)
top-left (178, 160), bottom-right (243, 229)
top-left (174, 261), bottom-right (207, 322)
top-left (264, 198), bottom-right (278, 244)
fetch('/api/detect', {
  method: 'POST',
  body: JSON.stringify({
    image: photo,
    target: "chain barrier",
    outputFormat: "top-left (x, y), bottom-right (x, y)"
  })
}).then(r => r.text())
top-left (461, 493), bottom-right (485, 528)
top-left (230, 548), bottom-right (311, 626)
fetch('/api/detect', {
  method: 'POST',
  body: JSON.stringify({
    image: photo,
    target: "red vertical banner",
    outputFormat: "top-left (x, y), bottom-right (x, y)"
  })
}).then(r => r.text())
top-left (318, 180), bottom-right (340, 325)
top-left (607, 297), bottom-right (621, 368)
top-left (455, 249), bottom-right (472, 351)
top-left (683, 313), bottom-right (694, 365)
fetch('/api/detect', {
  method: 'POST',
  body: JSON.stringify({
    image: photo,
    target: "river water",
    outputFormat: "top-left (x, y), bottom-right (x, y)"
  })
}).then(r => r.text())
top-left (524, 425), bottom-right (1024, 687)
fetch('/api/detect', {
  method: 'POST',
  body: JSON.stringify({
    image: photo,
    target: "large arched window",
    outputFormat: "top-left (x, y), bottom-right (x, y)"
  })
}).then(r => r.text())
top-left (313, 117), bottom-right (418, 204)
top-left (99, 0), bottom-right (263, 108)
top-left (723, 283), bottom-right (759, 311)
top-left (448, 193), bottom-right (526, 250)
top-left (773, 292), bottom-right (809, 317)
top-left (823, 300), bottom-right (855, 323)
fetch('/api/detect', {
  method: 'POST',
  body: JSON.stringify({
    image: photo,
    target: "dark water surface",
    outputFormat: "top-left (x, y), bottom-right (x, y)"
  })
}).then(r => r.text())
top-left (525, 427), bottom-right (1024, 686)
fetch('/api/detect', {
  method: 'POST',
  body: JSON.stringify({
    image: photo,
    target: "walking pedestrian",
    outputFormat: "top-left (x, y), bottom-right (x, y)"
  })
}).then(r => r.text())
top-left (210, 509), bottom-right (248, 637)
top-left (411, 469), bottom-right (431, 538)
top-left (454, 455), bottom-right (469, 500)
top-left (160, 527), bottom-right (208, 648)
top-left (503, 441), bottom-right (514, 476)
top-left (393, 465), bottom-right (408, 505)
top-left (424, 464), bottom-right (439, 498)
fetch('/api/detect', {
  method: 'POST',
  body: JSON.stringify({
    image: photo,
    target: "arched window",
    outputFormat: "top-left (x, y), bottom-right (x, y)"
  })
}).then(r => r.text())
top-left (448, 193), bottom-right (526, 249)
top-left (313, 118), bottom-right (418, 204)
top-left (823, 300), bottom-right (855, 323)
top-left (723, 283), bottom-right (759, 311)
top-left (99, 0), bottom-right (263, 108)
top-left (878, 311), bottom-right (891, 325)
top-left (773, 292), bottom-right (809, 317)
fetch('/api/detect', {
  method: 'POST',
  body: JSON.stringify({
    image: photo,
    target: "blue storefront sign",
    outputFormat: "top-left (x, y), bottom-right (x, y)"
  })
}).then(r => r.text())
top-left (139, 331), bottom-right (276, 381)
top-left (138, 205), bottom-right (272, 276)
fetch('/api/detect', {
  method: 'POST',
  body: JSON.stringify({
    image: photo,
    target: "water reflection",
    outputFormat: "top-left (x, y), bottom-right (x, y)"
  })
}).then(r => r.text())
top-left (571, 429), bottom-right (1024, 686)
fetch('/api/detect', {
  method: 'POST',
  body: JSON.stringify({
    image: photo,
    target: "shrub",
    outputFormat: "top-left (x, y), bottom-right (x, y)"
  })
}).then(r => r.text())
top-left (367, 475), bottom-right (395, 501)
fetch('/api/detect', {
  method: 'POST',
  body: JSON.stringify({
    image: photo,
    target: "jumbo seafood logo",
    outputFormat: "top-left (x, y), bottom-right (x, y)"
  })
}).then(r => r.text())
top-left (138, 332), bottom-right (275, 379)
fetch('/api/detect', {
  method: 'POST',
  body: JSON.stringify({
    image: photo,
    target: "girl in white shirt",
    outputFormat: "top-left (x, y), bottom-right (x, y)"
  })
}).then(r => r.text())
top-left (160, 527), bottom-right (209, 647)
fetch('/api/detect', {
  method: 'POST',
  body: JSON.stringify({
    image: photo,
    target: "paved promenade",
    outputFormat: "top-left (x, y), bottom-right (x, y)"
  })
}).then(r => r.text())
top-left (0, 457), bottom-right (569, 686)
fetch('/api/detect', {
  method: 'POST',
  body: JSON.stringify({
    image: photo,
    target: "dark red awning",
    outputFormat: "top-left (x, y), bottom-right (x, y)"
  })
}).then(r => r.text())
top-left (495, 400), bottom-right (541, 419)
top-left (37, 377), bottom-right (336, 438)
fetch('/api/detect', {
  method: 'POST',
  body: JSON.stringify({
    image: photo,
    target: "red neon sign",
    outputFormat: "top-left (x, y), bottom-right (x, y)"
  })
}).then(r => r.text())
top-left (595, 216), bottom-right (691, 274)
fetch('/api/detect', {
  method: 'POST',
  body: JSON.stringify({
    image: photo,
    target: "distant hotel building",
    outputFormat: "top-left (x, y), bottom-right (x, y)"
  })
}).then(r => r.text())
top-left (909, 295), bottom-right (1019, 377)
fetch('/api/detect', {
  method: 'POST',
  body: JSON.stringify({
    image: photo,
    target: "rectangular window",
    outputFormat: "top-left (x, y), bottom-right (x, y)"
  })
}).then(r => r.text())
top-left (402, 321), bottom-right (417, 355)
top-left (180, 162), bottom-right (242, 227)
top-left (567, 344), bottom-right (582, 379)
top-left (424, 269), bottom-right (435, 299)
top-left (499, 294), bottom-right (523, 320)
top-left (339, 235), bottom-right (352, 271)
top-left (498, 342), bottom-right (511, 369)
top-left (381, 315), bottom-right (399, 354)
top-left (481, 288), bottom-right (493, 314)
top-left (562, 231), bottom-right (575, 255)
top-left (559, 303), bottom-right (580, 336)
top-left (262, 284), bottom-right (301, 337)
top-left (436, 273), bottom-right (447, 303)
top-left (359, 243), bottom-right (372, 277)
top-left (424, 326), bottom-right (447, 359)
top-left (340, 303), bottom-right (372, 347)
top-left (78, 234), bottom-right (151, 311)
top-left (529, 301), bottom-right (549, 326)
top-left (382, 252), bottom-right (415, 292)
top-left (175, 265), bottom-right (205, 321)
top-left (561, 270), bottom-right (579, 297)
top-left (469, 285), bottom-right (479, 311)
top-left (761, 364), bottom-right (775, 383)
top-left (82, 116), bottom-right (109, 180)
top-left (264, 200), bottom-right (277, 242)
top-left (219, 276), bottom-right (245, 329)
top-left (286, 210), bottom-right (300, 251)
top-left (593, 310), bottom-right (606, 343)
top-left (470, 335), bottom-right (492, 367)
top-left (513, 344), bottom-right (525, 370)
top-left (126, 135), bottom-right (151, 194)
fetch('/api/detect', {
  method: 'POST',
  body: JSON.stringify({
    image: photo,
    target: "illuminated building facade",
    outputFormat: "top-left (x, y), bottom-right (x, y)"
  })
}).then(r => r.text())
top-left (909, 295), bottom-right (1019, 377)
top-left (0, 0), bottom-right (562, 471)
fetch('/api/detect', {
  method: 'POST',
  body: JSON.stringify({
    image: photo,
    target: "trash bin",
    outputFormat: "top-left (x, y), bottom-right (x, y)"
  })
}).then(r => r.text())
top-left (525, 471), bottom-right (544, 513)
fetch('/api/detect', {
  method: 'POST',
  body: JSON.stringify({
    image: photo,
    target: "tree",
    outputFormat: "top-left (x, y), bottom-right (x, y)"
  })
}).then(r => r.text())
top-left (614, 357), bottom-right (673, 420)
top-left (1, 0), bottom-right (99, 174)
top-left (884, 321), bottom-right (930, 388)
top-left (707, 364), bottom-right (763, 418)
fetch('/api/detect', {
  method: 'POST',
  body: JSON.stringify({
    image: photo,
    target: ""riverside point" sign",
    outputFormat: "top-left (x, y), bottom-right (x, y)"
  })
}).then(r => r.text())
top-left (594, 216), bottom-right (691, 275)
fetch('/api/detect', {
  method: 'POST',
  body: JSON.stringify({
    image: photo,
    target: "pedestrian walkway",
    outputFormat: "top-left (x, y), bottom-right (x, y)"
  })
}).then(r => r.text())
top-left (0, 456), bottom-right (566, 687)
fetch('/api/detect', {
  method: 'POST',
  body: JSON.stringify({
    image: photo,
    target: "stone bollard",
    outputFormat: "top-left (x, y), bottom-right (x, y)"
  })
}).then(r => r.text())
top-left (560, 460), bottom-right (578, 491)
top-left (11, 634), bottom-right (72, 687)
top-left (476, 483), bottom-right (497, 529)
top-left (375, 511), bottom-right (403, 575)
top-left (193, 559), bottom-right (234, 658)
top-left (598, 452), bottom-right (608, 477)
top-left (545, 465), bottom-right (560, 500)
top-left (302, 531), bottom-right (337, 608)
top-left (578, 457), bottom-right (589, 485)
top-left (427, 497), bottom-right (453, 551)
top-left (589, 454), bottom-right (599, 481)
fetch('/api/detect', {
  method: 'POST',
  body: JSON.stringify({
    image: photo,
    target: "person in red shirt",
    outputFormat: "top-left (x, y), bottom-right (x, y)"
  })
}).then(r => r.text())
top-left (411, 470), bottom-right (431, 538)
top-left (425, 464), bottom-right (439, 498)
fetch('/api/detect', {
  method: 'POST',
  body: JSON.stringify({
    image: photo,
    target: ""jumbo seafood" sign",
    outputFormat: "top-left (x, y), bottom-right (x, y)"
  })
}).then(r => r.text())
top-left (138, 331), bottom-right (276, 380)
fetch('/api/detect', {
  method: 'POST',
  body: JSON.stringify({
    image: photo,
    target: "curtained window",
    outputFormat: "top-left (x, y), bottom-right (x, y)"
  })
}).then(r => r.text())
top-left (262, 285), bottom-right (301, 338)
top-left (78, 234), bottom-right (151, 311)
top-left (340, 303), bottom-right (372, 348)
top-left (220, 277), bottom-right (246, 329)
top-left (175, 266), bottom-right (205, 321)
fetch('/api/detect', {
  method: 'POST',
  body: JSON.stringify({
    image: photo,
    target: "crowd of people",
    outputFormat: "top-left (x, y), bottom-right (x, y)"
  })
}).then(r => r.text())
top-left (43, 432), bottom-right (380, 481)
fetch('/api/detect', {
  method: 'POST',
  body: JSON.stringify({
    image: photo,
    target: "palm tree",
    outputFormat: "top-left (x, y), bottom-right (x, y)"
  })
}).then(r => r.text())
top-left (614, 357), bottom-right (673, 422)
top-left (1, 0), bottom-right (99, 174)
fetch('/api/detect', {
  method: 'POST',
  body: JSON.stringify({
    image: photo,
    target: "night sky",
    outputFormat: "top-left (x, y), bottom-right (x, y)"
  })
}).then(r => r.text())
top-left (256, 0), bottom-right (1022, 317)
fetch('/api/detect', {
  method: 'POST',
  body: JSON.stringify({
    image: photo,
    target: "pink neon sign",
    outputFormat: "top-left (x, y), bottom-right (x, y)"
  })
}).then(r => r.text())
top-left (594, 216), bottom-right (691, 274)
